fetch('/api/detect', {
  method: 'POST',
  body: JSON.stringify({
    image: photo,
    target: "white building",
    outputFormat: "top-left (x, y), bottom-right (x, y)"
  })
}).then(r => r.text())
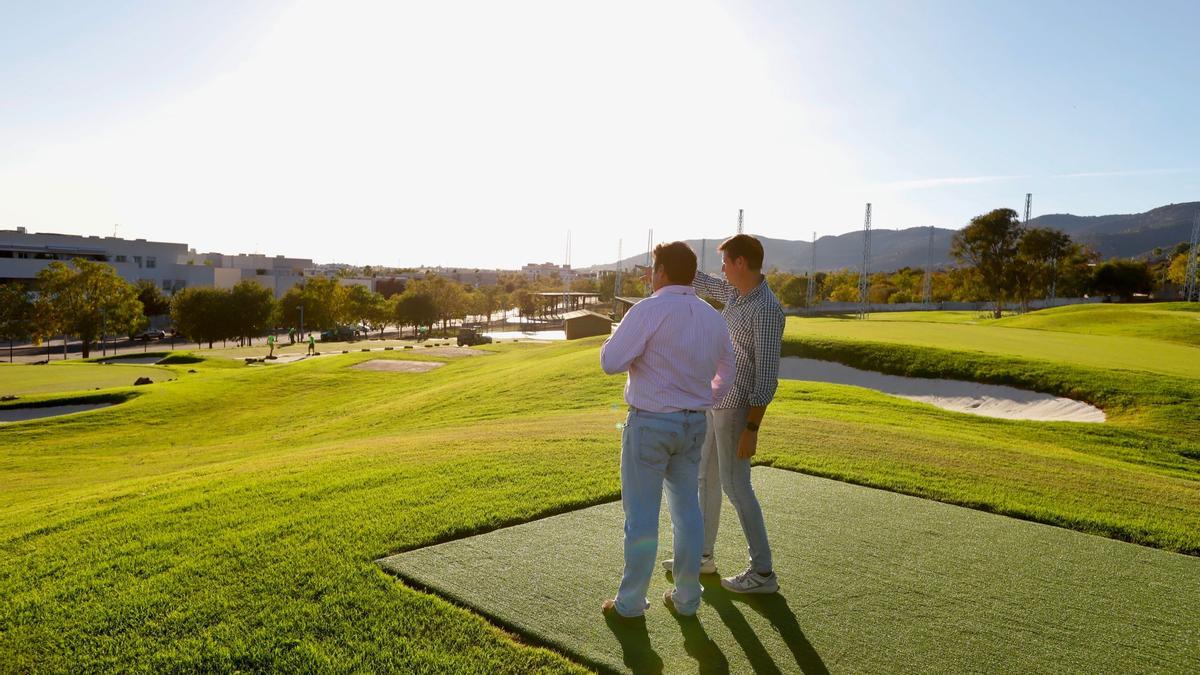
top-left (0, 227), bottom-right (310, 298)
top-left (521, 262), bottom-right (575, 281)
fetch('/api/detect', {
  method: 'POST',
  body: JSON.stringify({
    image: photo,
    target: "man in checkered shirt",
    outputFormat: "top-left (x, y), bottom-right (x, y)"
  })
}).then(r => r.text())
top-left (661, 233), bottom-right (784, 594)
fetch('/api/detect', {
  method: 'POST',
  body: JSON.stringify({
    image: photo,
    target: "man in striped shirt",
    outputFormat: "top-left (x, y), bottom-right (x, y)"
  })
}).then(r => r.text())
top-left (663, 233), bottom-right (785, 594)
top-left (600, 241), bottom-right (735, 619)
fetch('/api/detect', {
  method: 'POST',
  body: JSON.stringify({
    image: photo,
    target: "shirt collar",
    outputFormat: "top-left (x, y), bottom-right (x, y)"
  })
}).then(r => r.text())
top-left (651, 284), bottom-right (697, 298)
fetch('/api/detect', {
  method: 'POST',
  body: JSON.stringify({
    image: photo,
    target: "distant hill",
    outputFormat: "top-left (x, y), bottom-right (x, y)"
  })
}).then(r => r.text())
top-left (585, 202), bottom-right (1199, 275)
top-left (1027, 201), bottom-right (1199, 259)
top-left (586, 229), bottom-right (958, 276)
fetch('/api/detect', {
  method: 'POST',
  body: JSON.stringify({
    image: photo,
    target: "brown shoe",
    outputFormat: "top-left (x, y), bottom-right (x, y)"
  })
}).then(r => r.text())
top-left (602, 599), bottom-right (641, 621)
top-left (663, 589), bottom-right (696, 617)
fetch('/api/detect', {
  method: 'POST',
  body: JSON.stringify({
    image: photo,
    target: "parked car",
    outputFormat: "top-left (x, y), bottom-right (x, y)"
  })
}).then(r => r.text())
top-left (457, 327), bottom-right (493, 347)
top-left (320, 325), bottom-right (359, 342)
top-left (135, 329), bottom-right (166, 341)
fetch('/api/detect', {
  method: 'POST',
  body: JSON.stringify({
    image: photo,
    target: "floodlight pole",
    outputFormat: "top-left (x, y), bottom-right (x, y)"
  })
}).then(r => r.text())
top-left (806, 231), bottom-right (817, 314)
top-left (858, 203), bottom-right (872, 320)
top-left (922, 226), bottom-right (935, 307)
top-left (1184, 210), bottom-right (1200, 302)
top-left (614, 239), bottom-right (622, 319)
top-left (737, 209), bottom-right (744, 235)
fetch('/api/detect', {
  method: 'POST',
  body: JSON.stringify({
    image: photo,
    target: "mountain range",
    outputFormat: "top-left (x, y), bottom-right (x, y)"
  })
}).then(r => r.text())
top-left (586, 201), bottom-right (1200, 275)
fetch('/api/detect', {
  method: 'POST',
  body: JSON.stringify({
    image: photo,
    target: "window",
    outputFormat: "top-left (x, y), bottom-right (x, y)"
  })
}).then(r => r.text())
top-left (146, 256), bottom-right (156, 269)
top-left (115, 255), bottom-right (127, 263)
top-left (162, 280), bottom-right (172, 291)
top-left (0, 250), bottom-right (12, 258)
top-left (134, 256), bottom-right (142, 268)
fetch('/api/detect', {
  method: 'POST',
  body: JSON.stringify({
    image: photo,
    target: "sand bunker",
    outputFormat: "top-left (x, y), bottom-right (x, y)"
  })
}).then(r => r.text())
top-left (779, 357), bottom-right (1105, 423)
top-left (350, 360), bottom-right (444, 373)
top-left (0, 403), bottom-right (116, 423)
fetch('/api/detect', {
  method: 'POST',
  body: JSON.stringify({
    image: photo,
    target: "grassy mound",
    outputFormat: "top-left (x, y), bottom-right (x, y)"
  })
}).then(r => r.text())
top-left (995, 302), bottom-right (1200, 345)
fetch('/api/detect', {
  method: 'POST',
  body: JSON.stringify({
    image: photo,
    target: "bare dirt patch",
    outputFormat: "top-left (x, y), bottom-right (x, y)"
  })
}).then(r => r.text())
top-left (412, 346), bottom-right (489, 357)
top-left (350, 360), bottom-right (445, 373)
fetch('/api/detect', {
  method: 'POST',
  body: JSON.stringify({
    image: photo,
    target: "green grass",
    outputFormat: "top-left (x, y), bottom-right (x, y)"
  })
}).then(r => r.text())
top-left (383, 468), bottom-right (1200, 673)
top-left (3, 305), bottom-right (1200, 670)
top-left (995, 302), bottom-right (1200, 345)
top-left (786, 312), bottom-right (1200, 379)
top-left (0, 361), bottom-right (178, 397)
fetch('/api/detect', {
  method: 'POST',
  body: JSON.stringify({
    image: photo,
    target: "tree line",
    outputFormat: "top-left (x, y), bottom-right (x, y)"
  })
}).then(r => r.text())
top-left (2, 214), bottom-right (1195, 357)
top-left (0, 261), bottom-right (650, 357)
top-left (763, 208), bottom-right (1196, 316)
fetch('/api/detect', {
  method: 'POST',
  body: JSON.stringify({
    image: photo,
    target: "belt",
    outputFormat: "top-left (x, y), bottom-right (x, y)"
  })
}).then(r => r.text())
top-left (628, 406), bottom-right (705, 414)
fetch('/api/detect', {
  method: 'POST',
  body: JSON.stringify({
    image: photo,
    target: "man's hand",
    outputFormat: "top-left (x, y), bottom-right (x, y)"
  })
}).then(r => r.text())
top-left (737, 429), bottom-right (758, 459)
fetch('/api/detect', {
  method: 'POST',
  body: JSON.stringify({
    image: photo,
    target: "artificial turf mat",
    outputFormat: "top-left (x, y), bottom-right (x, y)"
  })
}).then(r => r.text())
top-left (378, 467), bottom-right (1199, 674)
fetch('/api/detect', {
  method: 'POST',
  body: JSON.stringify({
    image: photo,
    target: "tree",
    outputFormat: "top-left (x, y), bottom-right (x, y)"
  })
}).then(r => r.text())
top-left (1167, 249), bottom-right (1198, 291)
top-left (35, 259), bottom-right (144, 358)
top-left (0, 283), bottom-right (34, 362)
top-left (407, 277), bottom-right (467, 334)
top-left (171, 287), bottom-right (229, 348)
top-left (1092, 259), bottom-right (1154, 301)
top-left (824, 268), bottom-right (860, 303)
top-left (597, 271), bottom-right (646, 301)
top-left (1012, 227), bottom-right (1074, 309)
top-left (395, 291), bottom-right (438, 336)
top-left (778, 275), bottom-right (808, 308)
top-left (279, 277), bottom-right (346, 333)
top-left (950, 208), bottom-right (1023, 318)
top-left (365, 294), bottom-right (395, 337)
top-left (134, 279), bottom-right (171, 318)
top-left (343, 284), bottom-right (381, 329)
top-left (480, 285), bottom-right (507, 324)
top-left (228, 281), bottom-right (276, 345)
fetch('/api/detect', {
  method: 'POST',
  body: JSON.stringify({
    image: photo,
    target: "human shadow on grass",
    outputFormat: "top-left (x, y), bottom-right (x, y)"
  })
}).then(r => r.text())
top-left (699, 579), bottom-right (829, 675)
top-left (604, 613), bottom-right (664, 675)
top-left (669, 610), bottom-right (730, 674)
top-left (728, 591), bottom-right (829, 675)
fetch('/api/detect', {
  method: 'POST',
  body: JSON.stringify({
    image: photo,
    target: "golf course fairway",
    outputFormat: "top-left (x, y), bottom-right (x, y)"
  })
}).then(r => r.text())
top-left (2, 304), bottom-right (1198, 671)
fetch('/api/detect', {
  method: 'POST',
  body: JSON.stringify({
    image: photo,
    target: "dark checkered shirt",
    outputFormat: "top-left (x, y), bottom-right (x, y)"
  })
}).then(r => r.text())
top-left (692, 272), bottom-right (785, 410)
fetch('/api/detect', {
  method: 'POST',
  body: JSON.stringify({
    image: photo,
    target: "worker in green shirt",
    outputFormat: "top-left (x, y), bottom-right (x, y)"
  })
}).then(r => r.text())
top-left (307, 333), bottom-right (316, 356)
top-left (267, 334), bottom-right (276, 358)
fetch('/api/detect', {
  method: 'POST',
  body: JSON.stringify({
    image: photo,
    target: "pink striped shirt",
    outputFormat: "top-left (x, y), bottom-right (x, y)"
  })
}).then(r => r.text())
top-left (600, 285), bottom-right (735, 413)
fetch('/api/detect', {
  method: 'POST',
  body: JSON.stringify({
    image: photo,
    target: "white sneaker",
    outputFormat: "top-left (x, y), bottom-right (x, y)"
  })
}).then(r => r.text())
top-left (720, 567), bottom-right (779, 594)
top-left (661, 555), bottom-right (717, 575)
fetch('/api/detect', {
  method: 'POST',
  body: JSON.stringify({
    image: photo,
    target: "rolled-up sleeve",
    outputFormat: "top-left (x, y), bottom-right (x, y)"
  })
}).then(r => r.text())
top-left (750, 304), bottom-right (785, 406)
top-left (692, 271), bottom-right (734, 303)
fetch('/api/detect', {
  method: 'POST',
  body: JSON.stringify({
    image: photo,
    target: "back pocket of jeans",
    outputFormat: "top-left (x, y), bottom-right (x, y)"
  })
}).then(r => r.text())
top-left (637, 426), bottom-right (675, 473)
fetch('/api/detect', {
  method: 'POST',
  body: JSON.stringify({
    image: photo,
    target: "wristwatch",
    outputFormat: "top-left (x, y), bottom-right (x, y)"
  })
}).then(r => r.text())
top-left (745, 420), bottom-right (760, 432)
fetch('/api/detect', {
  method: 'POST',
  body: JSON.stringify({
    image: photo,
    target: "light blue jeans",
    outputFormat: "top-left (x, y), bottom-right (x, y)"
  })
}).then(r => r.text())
top-left (614, 408), bottom-right (708, 617)
top-left (699, 407), bottom-right (773, 574)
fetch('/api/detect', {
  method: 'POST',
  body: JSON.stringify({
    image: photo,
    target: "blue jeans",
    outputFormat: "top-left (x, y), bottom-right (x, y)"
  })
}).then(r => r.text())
top-left (699, 407), bottom-right (773, 573)
top-left (614, 408), bottom-right (708, 617)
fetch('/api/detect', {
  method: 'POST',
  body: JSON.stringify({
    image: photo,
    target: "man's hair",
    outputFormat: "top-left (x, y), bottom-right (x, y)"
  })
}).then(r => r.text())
top-left (718, 234), bottom-right (765, 271)
top-left (652, 241), bottom-right (698, 286)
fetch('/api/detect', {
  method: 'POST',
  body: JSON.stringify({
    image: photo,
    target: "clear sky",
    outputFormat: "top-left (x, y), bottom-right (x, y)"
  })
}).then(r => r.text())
top-left (2, 0), bottom-right (1197, 269)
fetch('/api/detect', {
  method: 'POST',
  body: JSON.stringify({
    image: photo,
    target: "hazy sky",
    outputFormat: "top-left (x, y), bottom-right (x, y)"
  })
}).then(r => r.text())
top-left (2, 0), bottom-right (1198, 269)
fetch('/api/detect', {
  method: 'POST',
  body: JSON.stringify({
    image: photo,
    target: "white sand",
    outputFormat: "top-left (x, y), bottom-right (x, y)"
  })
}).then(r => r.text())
top-left (0, 403), bottom-right (116, 423)
top-left (779, 357), bottom-right (1106, 423)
